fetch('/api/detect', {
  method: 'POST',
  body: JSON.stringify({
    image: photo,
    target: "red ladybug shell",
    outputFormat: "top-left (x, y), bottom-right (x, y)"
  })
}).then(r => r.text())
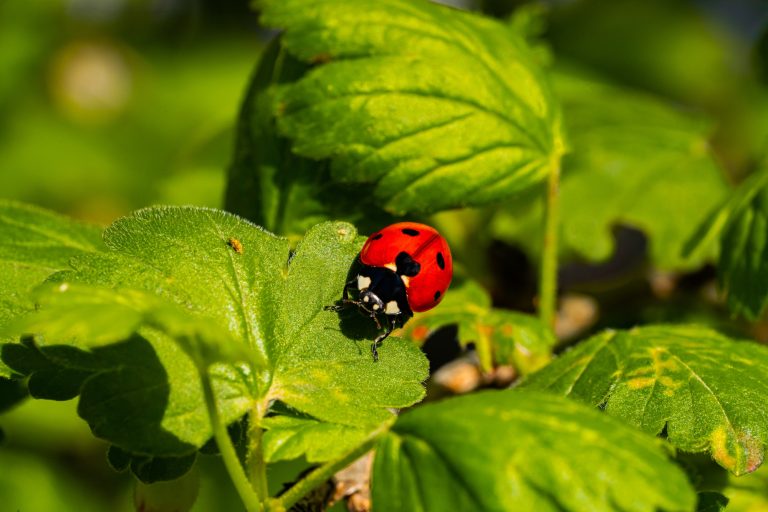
top-left (360, 222), bottom-right (452, 312)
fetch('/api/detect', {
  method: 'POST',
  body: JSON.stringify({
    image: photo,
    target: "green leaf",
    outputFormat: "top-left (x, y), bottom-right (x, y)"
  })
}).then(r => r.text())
top-left (493, 68), bottom-right (729, 269)
top-left (262, 412), bottom-right (369, 463)
top-left (73, 335), bottom-right (240, 455)
top-left (225, 38), bottom-right (326, 236)
top-left (0, 200), bottom-right (103, 342)
top-left (696, 492), bottom-right (728, 512)
top-left (270, 220), bottom-right (428, 427)
top-left (6, 282), bottom-right (252, 365)
top-left (373, 389), bottom-right (696, 512)
top-left (226, 38), bottom-right (396, 237)
top-left (400, 277), bottom-right (554, 373)
top-left (260, 0), bottom-right (564, 215)
top-left (5, 207), bottom-right (427, 454)
top-left (522, 324), bottom-right (768, 475)
top-left (0, 376), bottom-right (27, 412)
top-left (107, 445), bottom-right (131, 472)
top-left (130, 452), bottom-right (197, 484)
top-left (0, 342), bottom-right (97, 401)
top-left (715, 166), bottom-right (768, 319)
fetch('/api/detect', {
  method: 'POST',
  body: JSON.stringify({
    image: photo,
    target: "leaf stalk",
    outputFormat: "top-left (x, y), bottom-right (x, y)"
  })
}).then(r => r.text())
top-left (247, 402), bottom-right (270, 501)
top-left (539, 156), bottom-right (562, 329)
top-left (201, 367), bottom-right (262, 512)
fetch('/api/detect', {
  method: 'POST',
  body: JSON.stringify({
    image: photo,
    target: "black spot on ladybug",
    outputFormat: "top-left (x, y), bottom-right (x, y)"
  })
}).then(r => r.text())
top-left (371, 233), bottom-right (383, 240)
top-left (401, 228), bottom-right (420, 236)
top-left (434, 290), bottom-right (441, 301)
top-left (436, 252), bottom-right (445, 270)
top-left (395, 251), bottom-right (421, 277)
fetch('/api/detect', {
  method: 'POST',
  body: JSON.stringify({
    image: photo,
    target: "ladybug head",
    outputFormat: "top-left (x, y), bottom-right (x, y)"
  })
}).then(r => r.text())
top-left (360, 288), bottom-right (385, 313)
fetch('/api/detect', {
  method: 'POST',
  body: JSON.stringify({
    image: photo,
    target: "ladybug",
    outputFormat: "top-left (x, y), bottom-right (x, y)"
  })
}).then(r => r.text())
top-left (327, 222), bottom-right (452, 361)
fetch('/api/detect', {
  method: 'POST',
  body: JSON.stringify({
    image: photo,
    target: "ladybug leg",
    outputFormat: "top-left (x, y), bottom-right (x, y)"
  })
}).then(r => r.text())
top-left (324, 280), bottom-right (358, 311)
top-left (371, 316), bottom-right (397, 362)
top-left (371, 311), bottom-right (382, 330)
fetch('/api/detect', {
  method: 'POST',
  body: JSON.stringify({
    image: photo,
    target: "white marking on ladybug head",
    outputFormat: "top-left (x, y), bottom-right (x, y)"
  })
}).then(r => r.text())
top-left (363, 295), bottom-right (370, 302)
top-left (385, 301), bottom-right (400, 315)
top-left (372, 303), bottom-right (380, 310)
top-left (384, 263), bottom-right (397, 272)
top-left (401, 275), bottom-right (410, 287)
top-left (357, 275), bottom-right (372, 290)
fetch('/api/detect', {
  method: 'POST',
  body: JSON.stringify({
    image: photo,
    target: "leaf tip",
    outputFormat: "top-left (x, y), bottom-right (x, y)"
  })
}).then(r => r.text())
top-left (332, 222), bottom-right (356, 243)
top-left (710, 425), bottom-right (765, 475)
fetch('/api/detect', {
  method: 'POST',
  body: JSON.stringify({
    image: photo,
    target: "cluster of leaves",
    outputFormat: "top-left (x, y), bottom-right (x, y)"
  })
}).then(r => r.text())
top-left (3, 0), bottom-right (768, 512)
top-left (0, 200), bottom-right (720, 512)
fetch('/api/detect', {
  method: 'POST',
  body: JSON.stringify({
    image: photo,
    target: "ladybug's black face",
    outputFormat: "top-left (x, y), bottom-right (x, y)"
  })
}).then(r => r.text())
top-left (359, 288), bottom-right (385, 313)
top-left (355, 264), bottom-right (413, 320)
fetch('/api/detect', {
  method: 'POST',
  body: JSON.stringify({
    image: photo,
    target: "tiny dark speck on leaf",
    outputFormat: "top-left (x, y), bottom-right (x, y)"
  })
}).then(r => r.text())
top-left (227, 237), bottom-right (243, 254)
top-left (310, 52), bottom-right (333, 64)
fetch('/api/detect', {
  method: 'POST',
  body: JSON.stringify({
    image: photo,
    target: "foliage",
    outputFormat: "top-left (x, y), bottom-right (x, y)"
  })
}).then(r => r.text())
top-left (492, 67), bottom-right (728, 270)
top-left (687, 165), bottom-right (768, 319)
top-left (374, 389), bottom-right (695, 512)
top-left (522, 325), bottom-right (768, 476)
top-left (258, 0), bottom-right (565, 216)
top-left (2, 206), bottom-right (428, 460)
top-left (399, 277), bottom-right (554, 373)
top-left (3, 0), bottom-right (768, 511)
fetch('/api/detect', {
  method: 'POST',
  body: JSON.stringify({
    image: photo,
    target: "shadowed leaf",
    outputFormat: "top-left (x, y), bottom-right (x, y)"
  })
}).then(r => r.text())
top-left (0, 200), bottom-right (104, 374)
top-left (696, 492), bottom-right (728, 512)
top-left (716, 166), bottom-right (768, 319)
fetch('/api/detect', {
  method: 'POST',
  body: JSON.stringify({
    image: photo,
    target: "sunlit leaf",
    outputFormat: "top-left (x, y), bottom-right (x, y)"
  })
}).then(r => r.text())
top-left (0, 200), bottom-right (103, 350)
top-left (373, 389), bottom-right (696, 512)
top-left (523, 325), bottom-right (768, 475)
top-left (492, 68), bottom-right (728, 269)
top-left (260, 0), bottom-right (564, 215)
top-left (2, 206), bottom-right (427, 455)
top-left (262, 413), bottom-right (369, 463)
top-left (7, 282), bottom-right (251, 365)
top-left (226, 39), bottom-right (396, 238)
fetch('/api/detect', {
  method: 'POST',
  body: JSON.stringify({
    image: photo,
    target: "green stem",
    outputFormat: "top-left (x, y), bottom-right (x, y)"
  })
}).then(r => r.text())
top-left (271, 424), bottom-right (389, 511)
top-left (247, 403), bottom-right (270, 500)
top-left (539, 158), bottom-right (561, 329)
top-left (201, 368), bottom-right (262, 512)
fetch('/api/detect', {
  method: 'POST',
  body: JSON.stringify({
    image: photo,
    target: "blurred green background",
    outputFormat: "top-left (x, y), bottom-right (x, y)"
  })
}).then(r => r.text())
top-left (0, 1), bottom-right (269, 509)
top-left (0, 0), bottom-right (263, 225)
top-left (2, 0), bottom-right (768, 510)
